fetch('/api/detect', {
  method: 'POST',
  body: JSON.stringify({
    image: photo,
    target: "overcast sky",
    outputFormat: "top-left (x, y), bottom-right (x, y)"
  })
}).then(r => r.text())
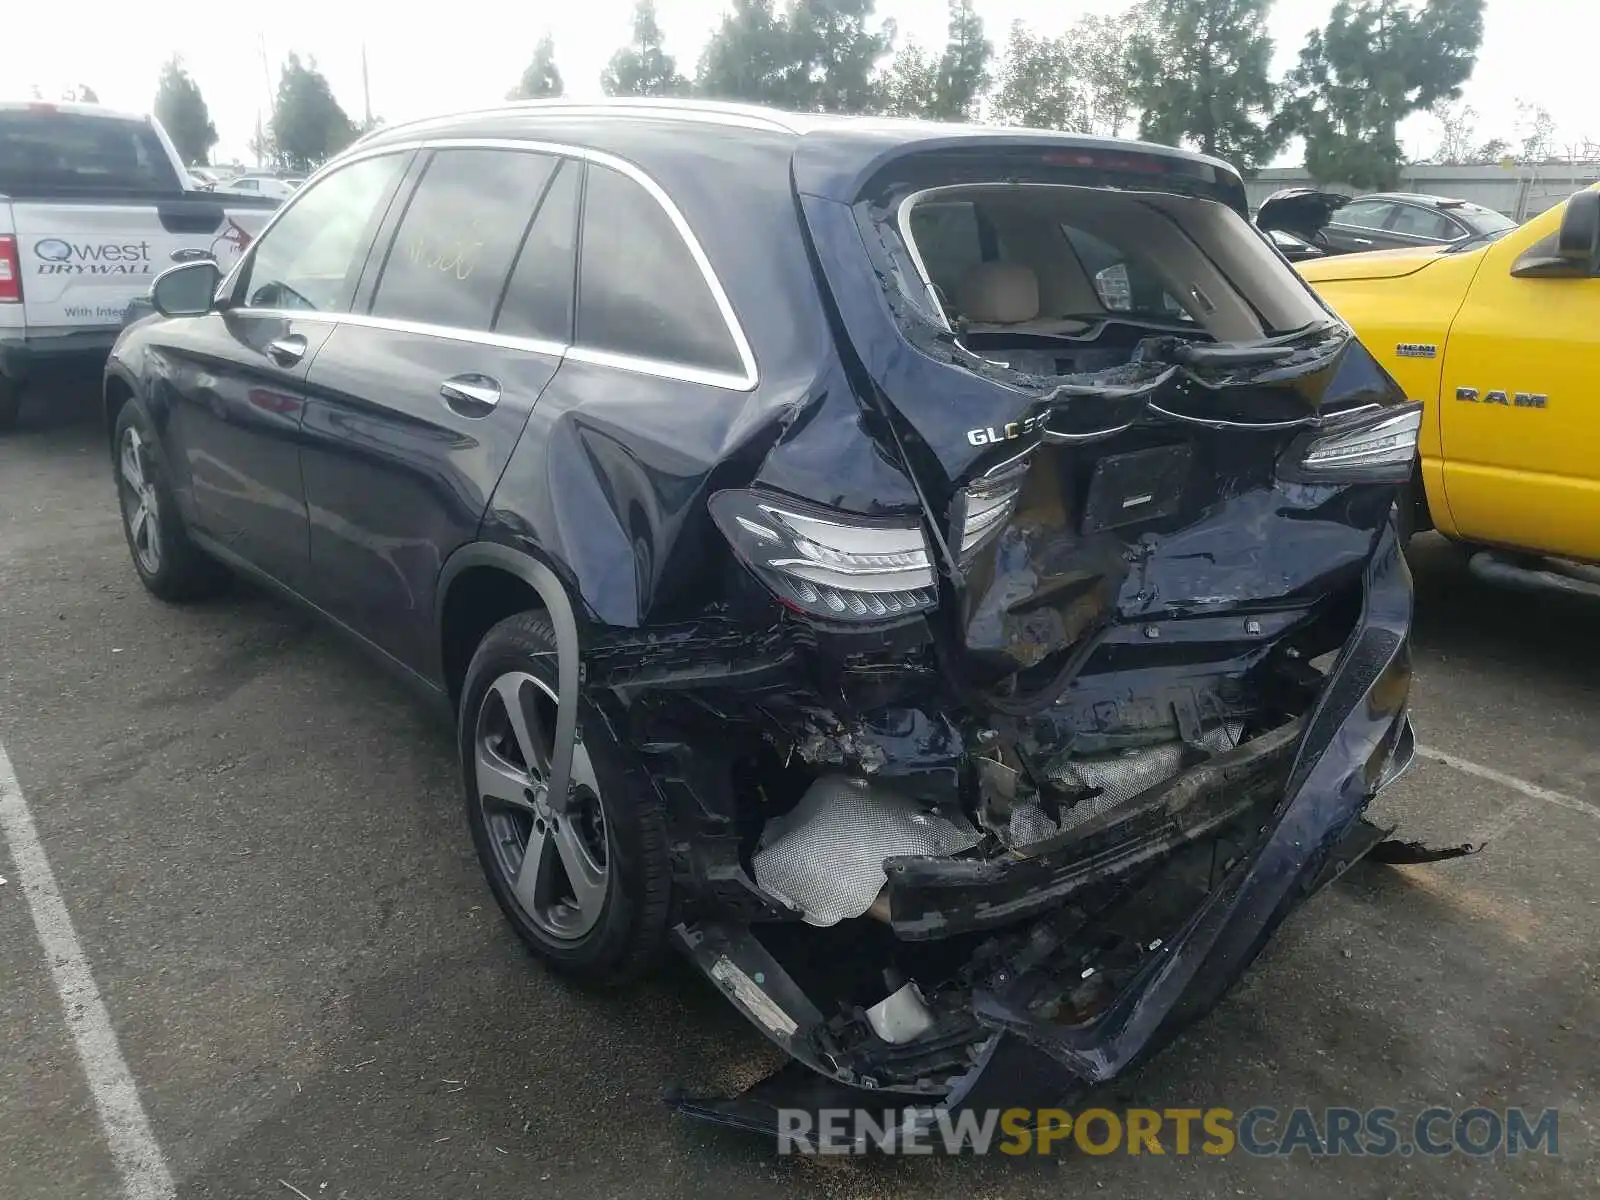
top-left (8, 0), bottom-right (1595, 165)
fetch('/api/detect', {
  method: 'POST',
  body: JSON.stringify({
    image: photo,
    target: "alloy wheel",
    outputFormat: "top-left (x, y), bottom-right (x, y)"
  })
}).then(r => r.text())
top-left (474, 670), bottom-right (610, 940)
top-left (118, 427), bottom-right (162, 575)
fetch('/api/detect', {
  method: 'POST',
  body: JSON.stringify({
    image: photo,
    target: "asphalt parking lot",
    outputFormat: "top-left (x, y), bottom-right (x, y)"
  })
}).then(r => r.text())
top-left (2, 391), bottom-right (1597, 1200)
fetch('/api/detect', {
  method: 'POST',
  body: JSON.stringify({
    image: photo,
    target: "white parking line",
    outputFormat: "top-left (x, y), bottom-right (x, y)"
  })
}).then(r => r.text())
top-left (1417, 742), bottom-right (1600, 822)
top-left (0, 739), bottom-right (175, 1200)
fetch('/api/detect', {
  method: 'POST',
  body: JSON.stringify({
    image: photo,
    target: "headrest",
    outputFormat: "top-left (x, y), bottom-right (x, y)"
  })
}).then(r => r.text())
top-left (954, 262), bottom-right (1040, 325)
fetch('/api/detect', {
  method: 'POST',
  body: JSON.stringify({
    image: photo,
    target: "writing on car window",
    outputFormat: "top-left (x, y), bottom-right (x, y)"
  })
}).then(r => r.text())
top-left (370, 149), bottom-right (560, 332)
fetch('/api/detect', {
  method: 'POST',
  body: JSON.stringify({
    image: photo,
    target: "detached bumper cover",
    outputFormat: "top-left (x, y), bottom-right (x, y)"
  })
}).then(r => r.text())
top-left (674, 523), bottom-right (1415, 1139)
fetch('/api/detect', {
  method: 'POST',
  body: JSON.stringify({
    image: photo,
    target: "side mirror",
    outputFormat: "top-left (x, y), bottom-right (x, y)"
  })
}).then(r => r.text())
top-left (1511, 190), bottom-right (1600, 278)
top-left (1556, 189), bottom-right (1600, 271)
top-left (149, 260), bottom-right (221, 318)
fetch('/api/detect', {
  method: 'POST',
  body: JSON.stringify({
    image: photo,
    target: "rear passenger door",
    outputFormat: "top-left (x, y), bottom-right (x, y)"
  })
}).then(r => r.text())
top-left (1322, 199), bottom-right (1399, 253)
top-left (485, 158), bottom-right (757, 629)
top-left (297, 146), bottom-right (578, 674)
top-left (1383, 201), bottom-right (1467, 248)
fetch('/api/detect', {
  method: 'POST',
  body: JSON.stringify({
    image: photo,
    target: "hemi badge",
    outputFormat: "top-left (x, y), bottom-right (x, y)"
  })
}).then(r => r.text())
top-left (1396, 343), bottom-right (1437, 359)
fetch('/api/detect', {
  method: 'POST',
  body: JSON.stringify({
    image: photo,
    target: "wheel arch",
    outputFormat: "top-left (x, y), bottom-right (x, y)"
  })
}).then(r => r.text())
top-left (103, 368), bottom-right (138, 456)
top-left (436, 543), bottom-right (583, 819)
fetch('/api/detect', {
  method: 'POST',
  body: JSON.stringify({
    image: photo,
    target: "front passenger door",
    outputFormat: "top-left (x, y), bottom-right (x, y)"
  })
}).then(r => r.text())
top-left (160, 152), bottom-right (411, 589)
top-left (1383, 202), bottom-right (1465, 249)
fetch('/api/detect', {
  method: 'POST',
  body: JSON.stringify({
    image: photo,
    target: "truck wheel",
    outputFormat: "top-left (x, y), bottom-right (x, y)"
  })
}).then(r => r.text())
top-left (113, 397), bottom-right (230, 600)
top-left (459, 611), bottom-right (672, 986)
top-left (0, 381), bottom-right (20, 432)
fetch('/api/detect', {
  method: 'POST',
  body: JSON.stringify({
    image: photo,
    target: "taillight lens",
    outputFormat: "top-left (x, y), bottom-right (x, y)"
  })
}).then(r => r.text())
top-left (709, 489), bottom-right (937, 621)
top-left (953, 466), bottom-right (1025, 563)
top-left (0, 236), bottom-right (21, 303)
top-left (1286, 402), bottom-right (1422, 483)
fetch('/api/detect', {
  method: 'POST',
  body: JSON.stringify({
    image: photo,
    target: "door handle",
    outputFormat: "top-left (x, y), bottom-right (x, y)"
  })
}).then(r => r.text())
top-left (266, 334), bottom-right (307, 365)
top-left (1350, 237), bottom-right (1373, 246)
top-left (439, 374), bottom-right (501, 416)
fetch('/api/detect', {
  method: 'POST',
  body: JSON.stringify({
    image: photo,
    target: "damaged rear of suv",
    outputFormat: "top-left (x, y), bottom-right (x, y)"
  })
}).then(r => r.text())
top-left (109, 102), bottom-right (1427, 1142)
top-left (651, 119), bottom-right (1423, 1137)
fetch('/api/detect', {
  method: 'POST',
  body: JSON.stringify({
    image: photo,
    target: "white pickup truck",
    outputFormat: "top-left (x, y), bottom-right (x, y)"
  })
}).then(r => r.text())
top-left (0, 101), bottom-right (279, 429)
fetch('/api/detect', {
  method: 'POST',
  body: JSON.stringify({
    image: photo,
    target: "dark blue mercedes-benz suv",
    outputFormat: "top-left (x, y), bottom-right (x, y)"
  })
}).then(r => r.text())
top-left (105, 99), bottom-right (1425, 1140)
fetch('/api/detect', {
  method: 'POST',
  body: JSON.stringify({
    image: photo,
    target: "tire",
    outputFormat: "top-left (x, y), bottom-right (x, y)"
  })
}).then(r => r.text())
top-left (459, 611), bottom-right (672, 986)
top-left (1395, 463), bottom-right (1437, 546)
top-left (0, 381), bottom-right (20, 432)
top-left (113, 396), bottom-right (230, 601)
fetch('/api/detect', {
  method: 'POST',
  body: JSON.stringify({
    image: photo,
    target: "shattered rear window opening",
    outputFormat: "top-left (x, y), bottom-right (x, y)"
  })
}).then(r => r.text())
top-left (884, 182), bottom-right (1333, 377)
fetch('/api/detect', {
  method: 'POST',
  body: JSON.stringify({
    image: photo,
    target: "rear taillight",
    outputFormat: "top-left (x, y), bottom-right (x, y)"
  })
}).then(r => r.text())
top-left (952, 464), bottom-right (1026, 564)
top-left (0, 236), bottom-right (21, 303)
top-left (710, 490), bottom-right (937, 621)
top-left (1285, 402), bottom-right (1423, 484)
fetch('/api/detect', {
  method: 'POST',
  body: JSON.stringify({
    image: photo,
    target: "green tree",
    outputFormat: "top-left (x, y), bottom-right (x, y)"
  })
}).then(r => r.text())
top-left (1279, 0), bottom-right (1486, 189)
top-left (932, 0), bottom-right (991, 121)
top-left (992, 22), bottom-right (1079, 129)
top-left (68, 84), bottom-right (99, 103)
top-left (694, 0), bottom-right (893, 113)
top-left (247, 122), bottom-right (282, 171)
top-left (1427, 99), bottom-right (1478, 164)
top-left (881, 0), bottom-right (991, 120)
top-left (1068, 13), bottom-right (1146, 137)
top-left (154, 57), bottom-right (219, 166)
top-left (603, 0), bottom-right (688, 96)
top-left (1514, 99), bottom-right (1556, 164)
top-left (696, 0), bottom-right (792, 103)
top-left (880, 44), bottom-right (938, 117)
top-left (992, 16), bottom-right (1142, 136)
top-left (508, 33), bottom-right (564, 100)
top-left (782, 0), bottom-right (894, 113)
top-left (270, 53), bottom-right (357, 174)
top-left (1130, 0), bottom-right (1281, 172)
top-left (1472, 136), bottom-right (1511, 164)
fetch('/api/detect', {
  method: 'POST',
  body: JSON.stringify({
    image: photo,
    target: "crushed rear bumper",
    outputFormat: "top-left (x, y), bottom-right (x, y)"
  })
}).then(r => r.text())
top-left (671, 524), bottom-right (1418, 1144)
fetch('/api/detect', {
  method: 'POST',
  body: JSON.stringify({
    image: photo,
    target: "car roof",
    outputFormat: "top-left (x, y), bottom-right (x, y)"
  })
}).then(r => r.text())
top-left (352, 98), bottom-right (1244, 206)
top-left (0, 99), bottom-right (151, 125)
top-left (1358, 191), bottom-right (1481, 209)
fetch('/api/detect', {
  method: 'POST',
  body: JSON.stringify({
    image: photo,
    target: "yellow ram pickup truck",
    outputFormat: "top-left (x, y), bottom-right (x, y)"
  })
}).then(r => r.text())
top-left (1292, 185), bottom-right (1600, 598)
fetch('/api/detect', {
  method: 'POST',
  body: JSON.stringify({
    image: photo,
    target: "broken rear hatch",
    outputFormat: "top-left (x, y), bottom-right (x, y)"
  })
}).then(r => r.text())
top-left (1255, 185), bottom-right (1349, 243)
top-left (672, 137), bottom-right (1426, 1141)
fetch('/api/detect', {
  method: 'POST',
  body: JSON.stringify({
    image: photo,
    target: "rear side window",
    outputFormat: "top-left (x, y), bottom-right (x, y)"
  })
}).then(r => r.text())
top-left (370, 149), bottom-right (560, 332)
top-left (1063, 225), bottom-right (1194, 323)
top-left (909, 202), bottom-right (986, 287)
top-left (241, 153), bottom-right (407, 313)
top-left (1460, 206), bottom-right (1516, 235)
top-left (576, 163), bottom-right (744, 378)
top-left (0, 110), bottom-right (181, 195)
top-left (494, 159), bottom-right (580, 344)
top-left (1389, 205), bottom-right (1456, 240)
top-left (1333, 200), bottom-right (1393, 230)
